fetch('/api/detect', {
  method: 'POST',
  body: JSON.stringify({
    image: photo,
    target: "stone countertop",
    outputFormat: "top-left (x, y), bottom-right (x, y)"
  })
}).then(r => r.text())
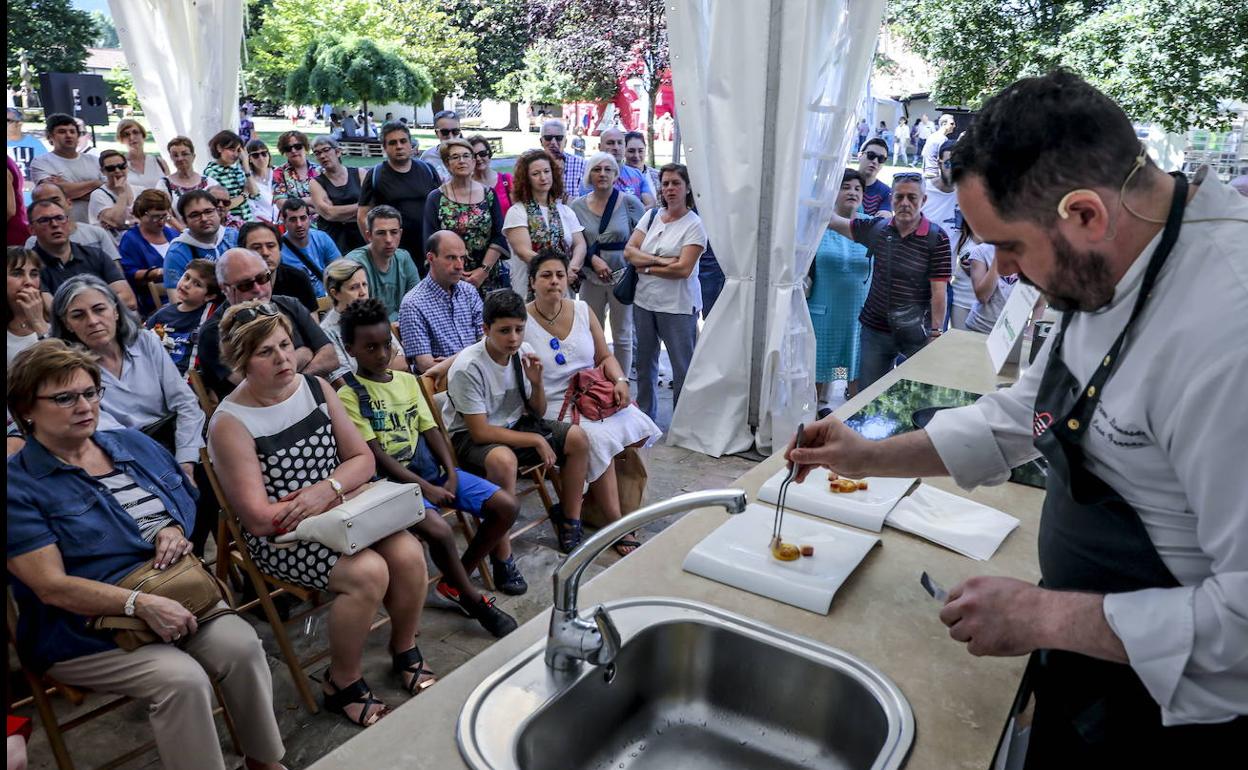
top-left (308, 330), bottom-right (1043, 770)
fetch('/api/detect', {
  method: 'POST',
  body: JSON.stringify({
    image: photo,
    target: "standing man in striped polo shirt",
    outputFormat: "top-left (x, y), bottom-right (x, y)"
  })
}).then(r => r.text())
top-left (828, 170), bottom-right (951, 387)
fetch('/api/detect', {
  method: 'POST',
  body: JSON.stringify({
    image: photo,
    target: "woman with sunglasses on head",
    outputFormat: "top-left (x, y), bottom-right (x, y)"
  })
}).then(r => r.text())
top-left (160, 136), bottom-right (222, 231)
top-left (309, 137), bottom-right (367, 252)
top-left (117, 189), bottom-right (178, 316)
top-left (88, 150), bottom-right (140, 246)
top-left (245, 139), bottom-right (276, 223)
top-left (208, 300), bottom-right (437, 727)
top-left (271, 131), bottom-right (320, 220)
top-left (468, 134), bottom-right (513, 218)
top-left (7, 339), bottom-right (289, 770)
top-left (115, 119), bottom-right (169, 192)
top-left (422, 138), bottom-right (508, 292)
top-left (524, 250), bottom-right (660, 555)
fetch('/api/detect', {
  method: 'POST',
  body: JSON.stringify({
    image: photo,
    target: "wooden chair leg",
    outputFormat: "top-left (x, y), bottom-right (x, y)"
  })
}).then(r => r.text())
top-left (26, 669), bottom-right (75, 770)
top-left (235, 551), bottom-right (320, 714)
top-left (214, 514), bottom-right (232, 583)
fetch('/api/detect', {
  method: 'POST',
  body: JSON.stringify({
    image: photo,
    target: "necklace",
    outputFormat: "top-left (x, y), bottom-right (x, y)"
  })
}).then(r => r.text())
top-left (534, 300), bottom-right (563, 325)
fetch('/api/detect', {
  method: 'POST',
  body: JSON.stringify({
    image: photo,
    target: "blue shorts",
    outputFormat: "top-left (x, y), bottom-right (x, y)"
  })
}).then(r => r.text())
top-left (410, 463), bottom-right (500, 518)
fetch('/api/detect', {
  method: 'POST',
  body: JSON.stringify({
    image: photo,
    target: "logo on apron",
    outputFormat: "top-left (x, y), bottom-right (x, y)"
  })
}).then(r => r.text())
top-left (1033, 411), bottom-right (1054, 437)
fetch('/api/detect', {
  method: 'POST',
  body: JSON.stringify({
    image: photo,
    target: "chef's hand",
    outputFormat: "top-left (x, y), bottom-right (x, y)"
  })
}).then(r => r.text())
top-left (938, 576), bottom-right (1046, 657)
top-left (784, 416), bottom-right (875, 483)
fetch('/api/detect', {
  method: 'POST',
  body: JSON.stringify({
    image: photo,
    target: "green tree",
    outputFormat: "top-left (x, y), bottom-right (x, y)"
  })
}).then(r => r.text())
top-left (381, 3), bottom-right (477, 112)
top-left (8, 0), bottom-right (98, 88)
top-left (494, 42), bottom-right (585, 105)
top-left (889, 0), bottom-right (1248, 131)
top-left (445, 0), bottom-right (529, 127)
top-left (104, 65), bottom-right (139, 111)
top-left (286, 36), bottom-right (433, 138)
top-left (91, 10), bottom-right (119, 48)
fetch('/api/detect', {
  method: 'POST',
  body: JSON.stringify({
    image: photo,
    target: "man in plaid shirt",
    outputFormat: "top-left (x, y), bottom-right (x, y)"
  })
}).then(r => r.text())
top-left (399, 230), bottom-right (483, 373)
top-left (538, 118), bottom-right (585, 203)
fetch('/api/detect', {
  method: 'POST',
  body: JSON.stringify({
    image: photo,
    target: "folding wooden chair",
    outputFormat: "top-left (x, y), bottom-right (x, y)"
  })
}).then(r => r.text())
top-left (418, 374), bottom-right (563, 545)
top-left (6, 591), bottom-right (239, 770)
top-left (316, 295), bottom-right (333, 317)
top-left (188, 368), bottom-right (218, 421)
top-left (200, 449), bottom-right (390, 715)
top-left (148, 282), bottom-right (168, 309)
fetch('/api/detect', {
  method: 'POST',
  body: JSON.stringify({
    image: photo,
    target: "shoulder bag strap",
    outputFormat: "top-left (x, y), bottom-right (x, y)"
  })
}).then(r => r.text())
top-left (600, 189), bottom-right (620, 236)
top-left (281, 235), bottom-right (324, 279)
top-left (185, 302), bottom-right (216, 376)
top-left (510, 353), bottom-right (539, 418)
top-left (342, 371), bottom-right (385, 431)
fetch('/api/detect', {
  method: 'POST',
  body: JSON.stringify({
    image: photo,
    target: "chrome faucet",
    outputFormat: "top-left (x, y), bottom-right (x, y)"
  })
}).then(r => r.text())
top-left (545, 488), bottom-right (749, 670)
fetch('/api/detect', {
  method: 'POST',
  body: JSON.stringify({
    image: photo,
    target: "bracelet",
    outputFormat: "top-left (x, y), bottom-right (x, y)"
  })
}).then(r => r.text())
top-left (614, 377), bottom-right (628, 383)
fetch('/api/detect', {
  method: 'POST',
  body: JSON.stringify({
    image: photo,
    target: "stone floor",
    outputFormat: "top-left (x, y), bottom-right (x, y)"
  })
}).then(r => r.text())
top-left (14, 377), bottom-right (762, 770)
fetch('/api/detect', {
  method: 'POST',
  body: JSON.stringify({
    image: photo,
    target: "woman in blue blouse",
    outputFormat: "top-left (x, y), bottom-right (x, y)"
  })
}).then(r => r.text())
top-left (6, 340), bottom-right (286, 770)
top-left (808, 169), bottom-right (871, 414)
top-left (118, 188), bottom-right (179, 316)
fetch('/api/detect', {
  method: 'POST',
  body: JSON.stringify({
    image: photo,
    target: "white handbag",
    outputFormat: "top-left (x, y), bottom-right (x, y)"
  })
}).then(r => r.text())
top-left (272, 481), bottom-right (426, 555)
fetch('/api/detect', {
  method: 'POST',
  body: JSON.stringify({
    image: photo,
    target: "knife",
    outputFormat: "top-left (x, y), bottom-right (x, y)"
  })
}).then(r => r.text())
top-left (920, 571), bottom-right (948, 603)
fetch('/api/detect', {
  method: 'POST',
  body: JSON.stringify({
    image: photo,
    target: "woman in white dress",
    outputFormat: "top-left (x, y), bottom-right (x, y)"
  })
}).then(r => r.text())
top-left (524, 251), bottom-right (660, 555)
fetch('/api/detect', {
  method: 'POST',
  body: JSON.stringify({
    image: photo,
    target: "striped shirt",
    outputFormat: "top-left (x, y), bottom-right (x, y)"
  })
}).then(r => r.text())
top-left (398, 275), bottom-right (483, 361)
top-left (862, 179), bottom-right (893, 215)
top-left (852, 215), bottom-right (952, 333)
top-left (94, 468), bottom-right (175, 543)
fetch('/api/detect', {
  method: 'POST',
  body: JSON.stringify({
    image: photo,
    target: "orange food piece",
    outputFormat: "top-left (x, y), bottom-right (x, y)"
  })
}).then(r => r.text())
top-left (829, 477), bottom-right (859, 493)
top-left (800, 544), bottom-right (814, 557)
top-left (769, 536), bottom-right (800, 561)
top-left (856, 480), bottom-right (868, 490)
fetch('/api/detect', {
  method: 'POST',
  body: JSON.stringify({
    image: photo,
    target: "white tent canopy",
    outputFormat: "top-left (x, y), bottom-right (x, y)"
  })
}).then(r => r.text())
top-left (108, 0), bottom-right (243, 170)
top-left (667, 0), bottom-right (885, 456)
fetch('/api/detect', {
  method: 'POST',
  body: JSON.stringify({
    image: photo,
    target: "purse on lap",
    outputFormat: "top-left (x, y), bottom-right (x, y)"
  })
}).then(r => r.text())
top-left (271, 480), bottom-right (425, 555)
top-left (558, 366), bottom-right (625, 424)
top-left (90, 554), bottom-right (236, 651)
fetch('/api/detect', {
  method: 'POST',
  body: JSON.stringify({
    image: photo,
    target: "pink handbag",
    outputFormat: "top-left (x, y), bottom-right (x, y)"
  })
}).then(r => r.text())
top-left (558, 367), bottom-right (625, 424)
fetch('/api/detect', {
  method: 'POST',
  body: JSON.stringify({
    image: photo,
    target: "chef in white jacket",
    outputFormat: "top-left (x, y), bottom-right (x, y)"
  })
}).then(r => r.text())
top-left (787, 71), bottom-right (1248, 767)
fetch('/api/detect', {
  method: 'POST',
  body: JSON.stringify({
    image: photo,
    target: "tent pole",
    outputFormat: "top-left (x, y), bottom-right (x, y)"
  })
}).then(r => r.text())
top-left (747, 0), bottom-right (786, 434)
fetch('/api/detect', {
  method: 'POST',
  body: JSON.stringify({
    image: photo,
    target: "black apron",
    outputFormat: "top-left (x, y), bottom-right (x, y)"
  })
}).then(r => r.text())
top-left (1015, 172), bottom-right (1247, 767)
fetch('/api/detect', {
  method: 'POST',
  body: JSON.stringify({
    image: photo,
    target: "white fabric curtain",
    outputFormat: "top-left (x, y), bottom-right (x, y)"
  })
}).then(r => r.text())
top-left (108, 0), bottom-right (244, 169)
top-left (666, 0), bottom-right (884, 457)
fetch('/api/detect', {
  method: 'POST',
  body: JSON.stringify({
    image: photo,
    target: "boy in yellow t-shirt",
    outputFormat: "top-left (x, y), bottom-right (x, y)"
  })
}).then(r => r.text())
top-left (337, 298), bottom-right (520, 637)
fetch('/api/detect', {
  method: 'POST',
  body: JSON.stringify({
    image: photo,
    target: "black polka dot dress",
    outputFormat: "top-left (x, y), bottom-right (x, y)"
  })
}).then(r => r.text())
top-left (215, 375), bottom-right (342, 590)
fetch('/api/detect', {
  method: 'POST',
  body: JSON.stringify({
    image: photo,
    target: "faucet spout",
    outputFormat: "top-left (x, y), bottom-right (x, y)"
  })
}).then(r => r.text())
top-left (545, 489), bottom-right (748, 670)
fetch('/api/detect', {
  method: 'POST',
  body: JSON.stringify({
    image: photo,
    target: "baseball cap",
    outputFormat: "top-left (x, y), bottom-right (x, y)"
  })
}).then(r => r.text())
top-left (7, 107), bottom-right (23, 122)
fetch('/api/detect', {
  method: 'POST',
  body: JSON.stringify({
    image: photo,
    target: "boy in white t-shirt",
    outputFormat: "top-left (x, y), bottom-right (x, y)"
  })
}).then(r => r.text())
top-left (443, 290), bottom-right (592, 553)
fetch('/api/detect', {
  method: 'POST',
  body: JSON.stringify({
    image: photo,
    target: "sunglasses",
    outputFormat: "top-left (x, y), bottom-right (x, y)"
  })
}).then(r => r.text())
top-left (249, 150), bottom-right (269, 158)
top-left (436, 128), bottom-right (462, 138)
top-left (213, 199), bottom-right (231, 209)
top-left (548, 338), bottom-right (567, 366)
top-left (893, 172), bottom-right (923, 182)
top-left (541, 135), bottom-right (565, 143)
top-left (103, 162), bottom-right (128, 172)
top-left (38, 385), bottom-right (106, 408)
top-left (473, 150), bottom-right (491, 159)
top-left (229, 272), bottom-right (273, 294)
top-left (864, 151), bottom-right (887, 163)
top-left (33, 214), bottom-right (69, 226)
top-left (284, 143), bottom-right (305, 152)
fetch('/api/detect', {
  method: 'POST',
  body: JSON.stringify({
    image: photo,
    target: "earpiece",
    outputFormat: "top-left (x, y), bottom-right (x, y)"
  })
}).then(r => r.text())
top-left (1057, 189), bottom-right (1097, 220)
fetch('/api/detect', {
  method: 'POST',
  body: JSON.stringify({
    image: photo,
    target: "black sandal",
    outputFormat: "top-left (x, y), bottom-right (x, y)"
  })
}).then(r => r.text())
top-left (392, 646), bottom-right (437, 695)
top-left (322, 672), bottom-right (389, 727)
top-left (612, 533), bottom-right (642, 557)
top-left (558, 518), bottom-right (584, 554)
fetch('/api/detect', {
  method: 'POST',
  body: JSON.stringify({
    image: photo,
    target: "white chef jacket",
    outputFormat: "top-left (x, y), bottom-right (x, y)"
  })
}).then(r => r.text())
top-left (925, 168), bottom-right (1248, 726)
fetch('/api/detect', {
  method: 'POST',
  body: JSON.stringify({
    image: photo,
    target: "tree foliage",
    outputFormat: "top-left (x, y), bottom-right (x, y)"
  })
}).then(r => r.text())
top-left (285, 36), bottom-right (433, 118)
top-left (444, 0), bottom-right (529, 100)
top-left (888, 0), bottom-right (1248, 131)
top-left (494, 42), bottom-right (586, 104)
top-left (383, 3), bottom-right (477, 99)
top-left (7, 0), bottom-right (98, 89)
top-left (104, 65), bottom-right (139, 110)
top-left (91, 11), bottom-right (120, 48)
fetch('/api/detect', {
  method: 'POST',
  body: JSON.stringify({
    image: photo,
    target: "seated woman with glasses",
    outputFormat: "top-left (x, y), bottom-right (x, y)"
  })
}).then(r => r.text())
top-left (524, 250), bottom-right (660, 555)
top-left (7, 339), bottom-right (287, 770)
top-left (422, 138), bottom-right (508, 292)
top-left (272, 131), bottom-right (320, 220)
top-left (88, 150), bottom-right (140, 246)
top-left (117, 188), bottom-right (178, 316)
top-left (245, 139), bottom-right (276, 223)
top-left (207, 300), bottom-right (436, 727)
top-left (320, 259), bottom-right (406, 382)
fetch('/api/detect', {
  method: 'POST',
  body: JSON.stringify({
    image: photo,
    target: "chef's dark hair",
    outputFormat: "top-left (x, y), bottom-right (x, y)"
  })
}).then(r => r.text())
top-left (950, 69), bottom-right (1149, 225)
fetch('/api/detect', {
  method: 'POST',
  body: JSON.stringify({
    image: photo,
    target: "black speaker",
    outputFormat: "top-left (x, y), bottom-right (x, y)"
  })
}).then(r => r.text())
top-left (38, 73), bottom-right (109, 126)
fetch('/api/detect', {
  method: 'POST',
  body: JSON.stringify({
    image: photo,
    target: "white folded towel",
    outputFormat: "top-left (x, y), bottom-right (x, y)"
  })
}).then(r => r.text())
top-left (885, 484), bottom-right (1019, 561)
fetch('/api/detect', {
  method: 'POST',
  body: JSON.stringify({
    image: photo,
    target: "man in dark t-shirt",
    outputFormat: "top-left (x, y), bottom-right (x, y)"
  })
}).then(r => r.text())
top-left (857, 137), bottom-right (893, 215)
top-left (828, 172), bottom-right (951, 387)
top-left (356, 121), bottom-right (440, 274)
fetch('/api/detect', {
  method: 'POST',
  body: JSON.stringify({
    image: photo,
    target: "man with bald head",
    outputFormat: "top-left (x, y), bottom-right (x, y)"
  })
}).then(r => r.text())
top-left (398, 230), bottom-right (483, 373)
top-left (195, 247), bottom-right (338, 396)
top-left (579, 127), bottom-right (655, 206)
top-left (538, 118), bottom-right (585, 203)
top-left (25, 181), bottom-right (122, 262)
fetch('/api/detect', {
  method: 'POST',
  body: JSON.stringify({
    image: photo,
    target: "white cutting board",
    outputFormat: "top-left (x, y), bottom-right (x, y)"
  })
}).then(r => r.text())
top-left (756, 469), bottom-right (917, 532)
top-left (682, 504), bottom-right (880, 614)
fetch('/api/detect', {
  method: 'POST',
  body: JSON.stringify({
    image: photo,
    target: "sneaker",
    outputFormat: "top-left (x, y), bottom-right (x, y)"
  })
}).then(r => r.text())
top-left (434, 580), bottom-right (473, 617)
top-left (467, 595), bottom-right (518, 638)
top-left (491, 556), bottom-right (528, 596)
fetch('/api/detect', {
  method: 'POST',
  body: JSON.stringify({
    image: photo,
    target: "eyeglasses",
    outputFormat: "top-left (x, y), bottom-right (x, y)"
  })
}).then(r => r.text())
top-left (541, 135), bottom-right (565, 143)
top-left (893, 172), bottom-right (923, 182)
top-left (864, 151), bottom-right (887, 163)
top-left (38, 386), bottom-right (106, 408)
top-left (103, 162), bottom-right (127, 173)
top-left (548, 338), bottom-right (567, 366)
top-left (33, 214), bottom-right (69, 226)
top-left (229, 272), bottom-right (273, 294)
top-left (142, 211), bottom-right (170, 221)
top-left (473, 150), bottom-right (491, 159)
top-left (436, 128), bottom-right (462, 138)
top-left (311, 146), bottom-right (334, 155)
top-left (249, 150), bottom-right (269, 158)
top-left (185, 208), bottom-right (218, 220)
top-left (284, 143), bottom-right (305, 152)
top-left (447, 153), bottom-right (473, 163)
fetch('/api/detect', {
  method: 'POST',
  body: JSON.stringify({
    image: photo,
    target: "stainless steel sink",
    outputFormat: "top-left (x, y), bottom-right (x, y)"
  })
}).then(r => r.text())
top-left (458, 598), bottom-right (914, 770)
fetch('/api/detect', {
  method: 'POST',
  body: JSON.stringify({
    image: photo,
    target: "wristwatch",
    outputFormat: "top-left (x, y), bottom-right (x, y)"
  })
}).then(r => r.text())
top-left (124, 589), bottom-right (141, 617)
top-left (326, 476), bottom-right (345, 504)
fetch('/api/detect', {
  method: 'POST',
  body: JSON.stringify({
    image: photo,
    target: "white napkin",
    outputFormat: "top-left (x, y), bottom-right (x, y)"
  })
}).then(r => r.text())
top-left (885, 485), bottom-right (1019, 561)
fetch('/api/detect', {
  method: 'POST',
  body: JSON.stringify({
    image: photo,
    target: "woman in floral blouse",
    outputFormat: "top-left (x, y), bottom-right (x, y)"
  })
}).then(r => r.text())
top-left (271, 130), bottom-right (320, 223)
top-left (421, 138), bottom-right (508, 292)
